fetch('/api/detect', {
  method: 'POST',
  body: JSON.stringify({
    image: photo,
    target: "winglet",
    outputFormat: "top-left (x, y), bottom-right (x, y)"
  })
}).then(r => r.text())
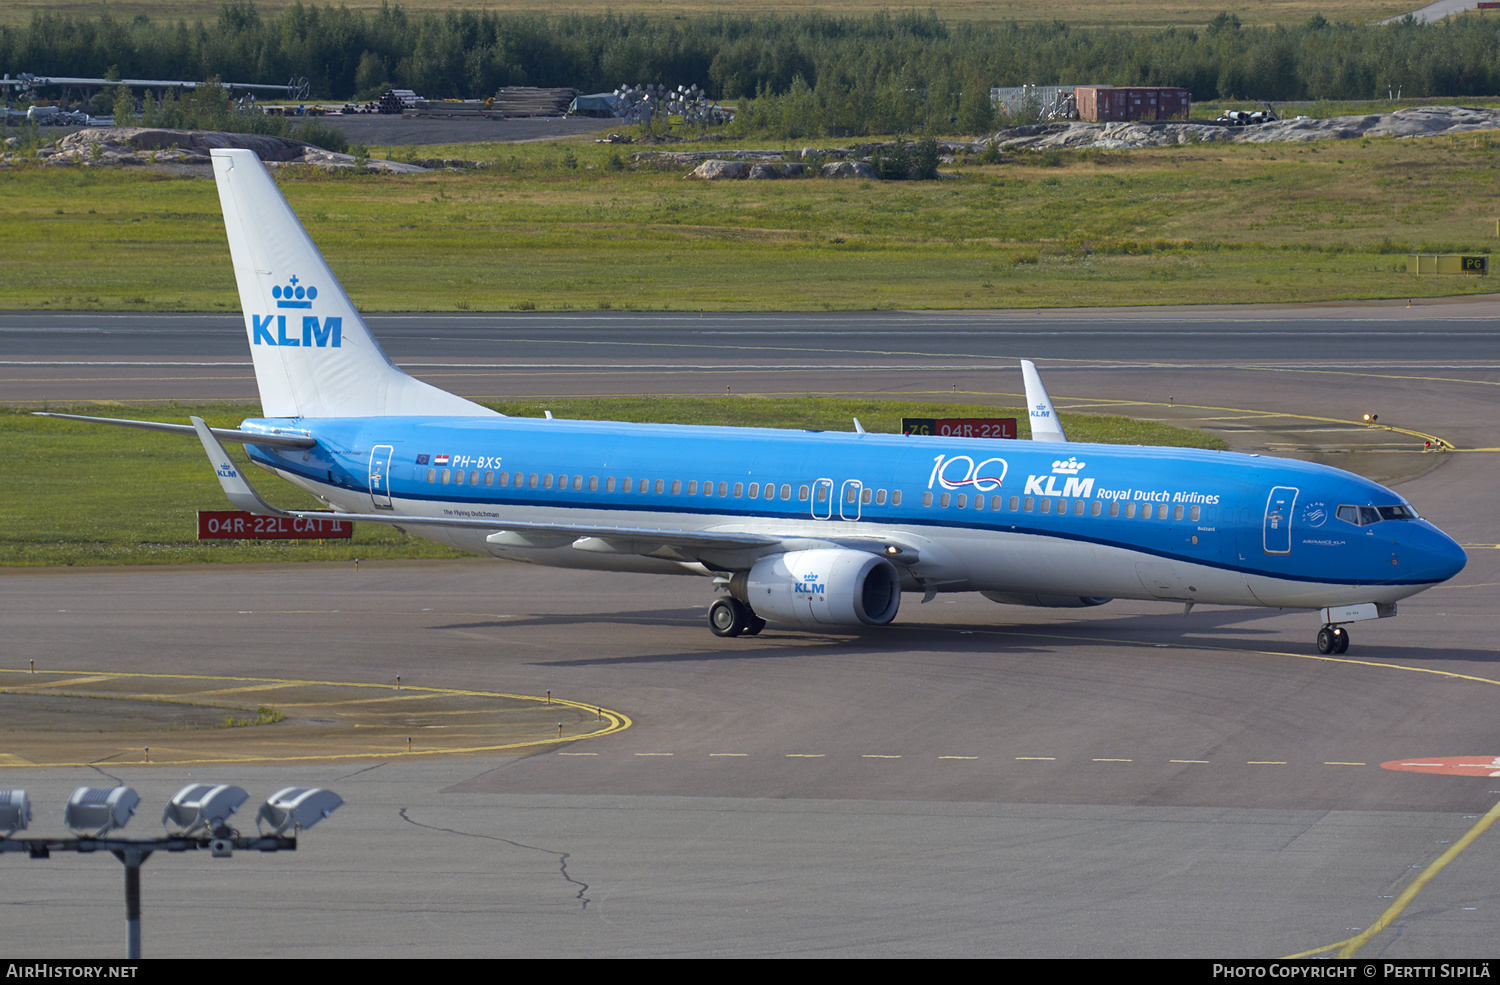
top-left (190, 415), bottom-right (289, 516)
top-left (1021, 360), bottom-right (1067, 442)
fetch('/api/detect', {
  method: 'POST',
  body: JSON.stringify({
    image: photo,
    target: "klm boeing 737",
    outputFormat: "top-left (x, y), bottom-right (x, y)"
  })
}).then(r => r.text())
top-left (42, 149), bottom-right (1467, 652)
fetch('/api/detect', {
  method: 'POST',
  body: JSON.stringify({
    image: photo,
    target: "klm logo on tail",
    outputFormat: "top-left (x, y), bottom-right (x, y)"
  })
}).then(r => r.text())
top-left (253, 276), bottom-right (342, 347)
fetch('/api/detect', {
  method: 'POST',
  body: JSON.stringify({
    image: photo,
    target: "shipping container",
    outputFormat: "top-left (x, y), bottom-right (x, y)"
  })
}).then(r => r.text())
top-left (1074, 86), bottom-right (1190, 122)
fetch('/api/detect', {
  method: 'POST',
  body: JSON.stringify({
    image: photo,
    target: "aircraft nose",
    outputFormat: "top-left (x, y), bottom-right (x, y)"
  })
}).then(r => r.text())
top-left (1407, 523), bottom-right (1467, 584)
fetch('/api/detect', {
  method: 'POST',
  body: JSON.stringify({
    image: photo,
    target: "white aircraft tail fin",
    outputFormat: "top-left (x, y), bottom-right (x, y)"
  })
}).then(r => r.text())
top-left (1021, 359), bottom-right (1067, 442)
top-left (210, 148), bottom-right (497, 419)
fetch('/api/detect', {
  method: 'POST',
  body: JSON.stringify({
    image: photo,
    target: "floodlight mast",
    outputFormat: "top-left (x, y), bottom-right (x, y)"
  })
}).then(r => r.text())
top-left (0, 784), bottom-right (340, 958)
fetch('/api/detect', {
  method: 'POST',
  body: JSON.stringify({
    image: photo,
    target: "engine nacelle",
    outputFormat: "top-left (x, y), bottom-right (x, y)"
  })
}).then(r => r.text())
top-left (981, 591), bottom-right (1112, 608)
top-left (735, 549), bottom-right (902, 628)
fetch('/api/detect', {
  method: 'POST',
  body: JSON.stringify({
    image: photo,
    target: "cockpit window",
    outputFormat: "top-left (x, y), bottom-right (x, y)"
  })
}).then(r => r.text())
top-left (1338, 503), bottom-right (1419, 526)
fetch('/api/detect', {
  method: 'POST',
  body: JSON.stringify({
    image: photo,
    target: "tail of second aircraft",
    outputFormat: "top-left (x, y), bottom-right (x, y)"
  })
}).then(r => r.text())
top-left (210, 148), bottom-right (496, 420)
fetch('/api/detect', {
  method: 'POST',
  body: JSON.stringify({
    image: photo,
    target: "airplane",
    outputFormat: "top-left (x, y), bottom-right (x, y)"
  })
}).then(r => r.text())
top-left (40, 148), bottom-right (1467, 653)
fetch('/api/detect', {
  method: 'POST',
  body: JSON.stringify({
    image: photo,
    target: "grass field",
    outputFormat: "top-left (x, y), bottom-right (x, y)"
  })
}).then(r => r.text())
top-left (0, 0), bottom-right (1426, 28)
top-left (3, 130), bottom-right (1498, 313)
top-left (0, 399), bottom-right (1223, 567)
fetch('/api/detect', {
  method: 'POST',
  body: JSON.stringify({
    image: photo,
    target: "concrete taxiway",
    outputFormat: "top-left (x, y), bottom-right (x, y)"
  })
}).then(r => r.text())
top-left (1, 305), bottom-right (1498, 957)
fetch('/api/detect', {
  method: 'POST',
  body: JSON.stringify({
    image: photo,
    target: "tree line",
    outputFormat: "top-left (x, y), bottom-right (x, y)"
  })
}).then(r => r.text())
top-left (4, 3), bottom-right (1499, 136)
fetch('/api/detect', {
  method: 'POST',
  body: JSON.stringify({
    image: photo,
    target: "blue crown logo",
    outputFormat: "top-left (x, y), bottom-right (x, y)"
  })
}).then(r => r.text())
top-left (272, 275), bottom-right (318, 309)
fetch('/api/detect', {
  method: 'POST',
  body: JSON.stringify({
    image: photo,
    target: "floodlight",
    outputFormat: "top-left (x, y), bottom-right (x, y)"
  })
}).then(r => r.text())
top-left (0, 789), bottom-right (30, 837)
top-left (64, 786), bottom-right (139, 837)
top-left (161, 784), bottom-right (249, 836)
top-left (255, 787), bottom-right (343, 836)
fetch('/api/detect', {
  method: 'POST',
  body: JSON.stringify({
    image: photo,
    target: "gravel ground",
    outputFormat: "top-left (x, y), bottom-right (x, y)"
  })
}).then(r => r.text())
top-left (324, 113), bottom-right (623, 146)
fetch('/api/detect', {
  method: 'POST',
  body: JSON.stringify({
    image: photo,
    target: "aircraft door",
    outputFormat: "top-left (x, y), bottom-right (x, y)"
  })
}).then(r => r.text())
top-left (811, 478), bottom-right (834, 520)
top-left (1263, 485), bottom-right (1297, 555)
top-left (369, 444), bottom-right (395, 510)
top-left (840, 480), bottom-right (864, 521)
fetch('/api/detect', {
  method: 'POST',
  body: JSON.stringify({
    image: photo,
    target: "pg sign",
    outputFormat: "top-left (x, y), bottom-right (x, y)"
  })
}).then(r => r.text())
top-left (198, 510), bottom-right (354, 540)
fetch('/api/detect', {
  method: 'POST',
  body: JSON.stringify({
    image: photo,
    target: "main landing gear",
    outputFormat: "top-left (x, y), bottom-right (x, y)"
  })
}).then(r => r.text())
top-left (709, 597), bottom-right (766, 638)
top-left (1316, 624), bottom-right (1350, 654)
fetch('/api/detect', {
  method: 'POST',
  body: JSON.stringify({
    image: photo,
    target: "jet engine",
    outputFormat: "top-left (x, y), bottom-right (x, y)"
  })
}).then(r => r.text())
top-left (733, 549), bottom-right (902, 627)
top-left (981, 592), bottom-right (1112, 608)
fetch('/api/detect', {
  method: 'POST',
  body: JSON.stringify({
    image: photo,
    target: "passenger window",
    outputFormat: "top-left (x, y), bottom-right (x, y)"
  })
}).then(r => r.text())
top-left (876, 489), bottom-right (887, 506)
top-left (513, 473), bottom-right (523, 487)
top-left (471, 471), bottom-right (481, 486)
top-left (485, 471), bottom-right (494, 486)
top-left (499, 472), bottom-right (510, 487)
top-left (426, 468), bottom-right (436, 483)
top-left (816, 485), bottom-right (829, 502)
top-left (529, 473), bottom-right (539, 488)
top-left (1173, 504), bottom-right (1184, 521)
top-left (606, 477), bottom-right (616, 492)
top-left (940, 493), bottom-right (951, 508)
top-left (655, 479), bottom-right (665, 495)
top-left (1091, 501), bottom-right (1101, 516)
top-left (719, 482), bottom-right (729, 497)
top-left (1142, 503), bottom-right (1153, 519)
top-left (573, 476), bottom-right (583, 491)
top-left (923, 492), bottom-right (934, 507)
top-left (749, 483), bottom-right (759, 499)
top-left (687, 481), bottom-right (697, 495)
top-left (589, 476), bottom-right (598, 491)
top-left (974, 495), bottom-right (984, 511)
top-left (441, 469), bottom-right (451, 484)
top-left (1040, 498), bottom-right (1052, 514)
top-left (781, 483), bottom-right (792, 501)
top-left (891, 490), bottom-right (901, 506)
top-left (860, 488), bottom-right (871, 505)
top-left (956, 493), bottom-right (968, 509)
top-left (672, 480), bottom-right (682, 495)
top-left (1009, 496), bottom-right (1019, 511)
top-left (734, 483), bottom-right (744, 498)
top-left (1024, 497), bottom-right (1034, 512)
top-left (624, 477), bottom-right (634, 493)
top-left (1125, 503), bottom-right (1136, 518)
top-left (800, 485), bottom-right (811, 501)
top-left (1074, 500), bottom-right (1085, 515)
top-left (1189, 505), bottom-right (1200, 521)
top-left (993, 495), bottom-right (1003, 511)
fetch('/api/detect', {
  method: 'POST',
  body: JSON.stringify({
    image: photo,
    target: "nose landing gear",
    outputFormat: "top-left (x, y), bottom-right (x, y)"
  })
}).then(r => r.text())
top-left (1316, 624), bottom-right (1349, 654)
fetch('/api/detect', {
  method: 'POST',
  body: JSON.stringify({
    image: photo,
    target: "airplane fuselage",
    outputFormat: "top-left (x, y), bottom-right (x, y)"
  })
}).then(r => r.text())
top-left (243, 414), bottom-right (1465, 611)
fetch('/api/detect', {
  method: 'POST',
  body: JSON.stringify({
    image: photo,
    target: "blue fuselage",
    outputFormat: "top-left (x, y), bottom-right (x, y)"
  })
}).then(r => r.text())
top-left (243, 415), bottom-right (1467, 608)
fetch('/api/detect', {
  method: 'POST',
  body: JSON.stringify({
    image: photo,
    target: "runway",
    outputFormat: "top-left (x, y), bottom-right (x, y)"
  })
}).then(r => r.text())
top-left (2, 304), bottom-right (1499, 957)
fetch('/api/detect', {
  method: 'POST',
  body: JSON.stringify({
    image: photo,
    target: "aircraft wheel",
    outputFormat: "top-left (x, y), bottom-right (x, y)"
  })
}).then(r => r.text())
top-left (1316, 626), bottom-right (1335, 654)
top-left (743, 614), bottom-right (767, 637)
top-left (709, 598), bottom-right (747, 638)
top-left (1332, 627), bottom-right (1349, 654)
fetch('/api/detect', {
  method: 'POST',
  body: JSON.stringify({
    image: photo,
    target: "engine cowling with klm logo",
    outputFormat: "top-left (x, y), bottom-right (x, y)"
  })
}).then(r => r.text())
top-left (736, 549), bottom-right (902, 627)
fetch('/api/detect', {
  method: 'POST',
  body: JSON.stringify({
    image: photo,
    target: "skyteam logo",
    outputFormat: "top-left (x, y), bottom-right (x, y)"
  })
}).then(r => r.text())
top-left (252, 274), bottom-right (342, 348)
top-left (1024, 457), bottom-right (1094, 498)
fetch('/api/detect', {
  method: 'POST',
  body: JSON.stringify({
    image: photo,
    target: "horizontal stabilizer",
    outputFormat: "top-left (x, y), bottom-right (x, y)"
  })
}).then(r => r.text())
top-left (35, 412), bottom-right (315, 449)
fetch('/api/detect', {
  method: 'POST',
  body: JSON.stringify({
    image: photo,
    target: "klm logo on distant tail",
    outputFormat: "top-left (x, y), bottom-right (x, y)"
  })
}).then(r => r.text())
top-left (252, 275), bottom-right (341, 347)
